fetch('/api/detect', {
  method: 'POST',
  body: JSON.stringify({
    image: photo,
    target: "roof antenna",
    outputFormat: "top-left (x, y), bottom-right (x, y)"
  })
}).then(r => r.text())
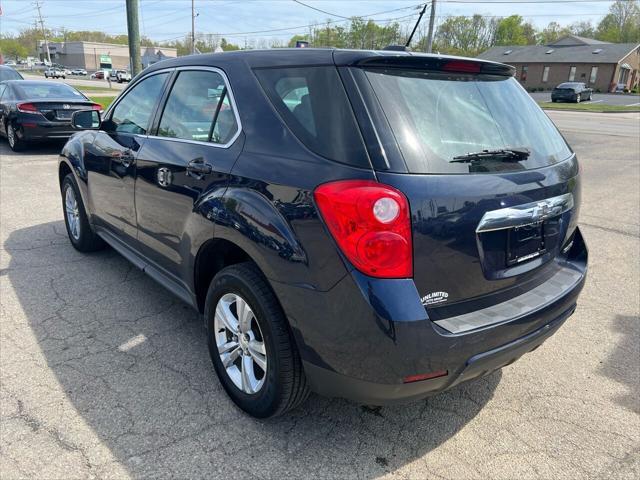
top-left (405, 3), bottom-right (429, 48)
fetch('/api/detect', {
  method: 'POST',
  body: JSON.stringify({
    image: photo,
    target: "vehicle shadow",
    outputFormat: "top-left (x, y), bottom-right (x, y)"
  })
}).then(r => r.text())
top-left (599, 314), bottom-right (640, 414)
top-left (4, 221), bottom-right (500, 479)
top-left (0, 139), bottom-right (65, 157)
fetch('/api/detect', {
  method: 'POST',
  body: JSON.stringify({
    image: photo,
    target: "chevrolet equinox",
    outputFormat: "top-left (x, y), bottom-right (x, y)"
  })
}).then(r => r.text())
top-left (59, 49), bottom-right (587, 418)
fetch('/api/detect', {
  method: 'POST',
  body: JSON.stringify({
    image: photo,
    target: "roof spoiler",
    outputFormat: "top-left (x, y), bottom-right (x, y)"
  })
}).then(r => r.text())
top-left (339, 53), bottom-right (515, 77)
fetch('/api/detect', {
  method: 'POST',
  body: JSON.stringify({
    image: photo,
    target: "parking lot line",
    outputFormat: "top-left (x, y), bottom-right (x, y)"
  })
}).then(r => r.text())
top-left (583, 100), bottom-right (602, 104)
top-left (626, 102), bottom-right (640, 107)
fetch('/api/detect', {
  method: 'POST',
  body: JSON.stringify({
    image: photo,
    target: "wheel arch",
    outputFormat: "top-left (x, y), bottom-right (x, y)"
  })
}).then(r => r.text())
top-left (194, 238), bottom-right (265, 314)
top-left (58, 131), bottom-right (97, 221)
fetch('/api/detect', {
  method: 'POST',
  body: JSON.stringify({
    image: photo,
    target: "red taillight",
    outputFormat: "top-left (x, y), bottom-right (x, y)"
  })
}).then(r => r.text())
top-left (442, 60), bottom-right (481, 74)
top-left (314, 180), bottom-right (412, 278)
top-left (90, 103), bottom-right (102, 111)
top-left (16, 102), bottom-right (39, 113)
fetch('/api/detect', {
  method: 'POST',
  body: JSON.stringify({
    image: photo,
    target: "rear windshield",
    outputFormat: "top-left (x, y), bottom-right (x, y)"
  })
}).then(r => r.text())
top-left (0, 68), bottom-right (23, 82)
top-left (15, 83), bottom-right (85, 99)
top-left (557, 83), bottom-right (580, 89)
top-left (254, 66), bottom-right (369, 168)
top-left (364, 69), bottom-right (572, 174)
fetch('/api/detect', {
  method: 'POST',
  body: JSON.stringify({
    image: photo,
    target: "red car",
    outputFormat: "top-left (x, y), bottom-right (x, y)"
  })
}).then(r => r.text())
top-left (91, 71), bottom-right (105, 80)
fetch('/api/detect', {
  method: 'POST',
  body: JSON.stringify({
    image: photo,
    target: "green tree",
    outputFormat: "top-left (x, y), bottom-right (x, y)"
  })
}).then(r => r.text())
top-left (432, 15), bottom-right (498, 56)
top-left (219, 38), bottom-right (240, 51)
top-left (495, 15), bottom-right (530, 46)
top-left (596, 0), bottom-right (640, 43)
top-left (0, 38), bottom-right (29, 61)
top-left (569, 20), bottom-right (596, 39)
top-left (539, 21), bottom-right (571, 44)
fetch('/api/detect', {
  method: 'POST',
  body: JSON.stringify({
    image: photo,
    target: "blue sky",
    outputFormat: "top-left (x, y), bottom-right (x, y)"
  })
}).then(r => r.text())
top-left (0, 0), bottom-right (617, 44)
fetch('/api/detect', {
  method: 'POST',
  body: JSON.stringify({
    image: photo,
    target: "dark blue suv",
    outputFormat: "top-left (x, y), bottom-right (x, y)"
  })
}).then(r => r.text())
top-left (59, 49), bottom-right (587, 418)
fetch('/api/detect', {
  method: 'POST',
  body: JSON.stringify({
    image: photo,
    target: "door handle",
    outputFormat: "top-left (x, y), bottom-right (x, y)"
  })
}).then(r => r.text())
top-left (186, 157), bottom-right (212, 178)
top-left (112, 149), bottom-right (135, 168)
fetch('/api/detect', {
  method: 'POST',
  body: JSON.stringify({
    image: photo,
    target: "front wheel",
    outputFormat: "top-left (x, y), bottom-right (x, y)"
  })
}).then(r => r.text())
top-left (205, 262), bottom-right (309, 418)
top-left (576, 93), bottom-right (581, 103)
top-left (61, 174), bottom-right (106, 252)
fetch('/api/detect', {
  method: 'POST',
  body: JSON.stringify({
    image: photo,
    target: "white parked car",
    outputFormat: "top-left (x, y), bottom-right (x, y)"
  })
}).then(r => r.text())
top-left (44, 67), bottom-right (66, 79)
top-left (71, 68), bottom-right (87, 76)
top-left (109, 69), bottom-right (132, 83)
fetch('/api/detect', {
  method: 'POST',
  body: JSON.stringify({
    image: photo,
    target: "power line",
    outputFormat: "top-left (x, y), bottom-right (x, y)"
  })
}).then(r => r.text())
top-left (291, 0), bottom-right (353, 20)
top-left (440, 0), bottom-right (619, 3)
top-left (153, 11), bottom-right (423, 43)
top-left (199, 7), bottom-right (424, 36)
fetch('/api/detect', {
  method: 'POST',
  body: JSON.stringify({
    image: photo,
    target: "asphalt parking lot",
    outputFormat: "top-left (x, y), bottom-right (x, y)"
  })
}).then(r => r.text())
top-left (1, 111), bottom-right (638, 479)
top-left (530, 91), bottom-right (640, 107)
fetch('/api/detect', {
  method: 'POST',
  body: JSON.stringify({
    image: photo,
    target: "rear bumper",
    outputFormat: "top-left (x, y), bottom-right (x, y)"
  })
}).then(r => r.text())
top-left (304, 305), bottom-right (573, 405)
top-left (273, 228), bottom-right (587, 405)
top-left (551, 94), bottom-right (577, 102)
top-left (16, 120), bottom-right (75, 141)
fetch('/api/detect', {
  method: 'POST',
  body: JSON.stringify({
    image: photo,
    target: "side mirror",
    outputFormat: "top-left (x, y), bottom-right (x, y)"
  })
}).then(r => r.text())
top-left (71, 109), bottom-right (101, 130)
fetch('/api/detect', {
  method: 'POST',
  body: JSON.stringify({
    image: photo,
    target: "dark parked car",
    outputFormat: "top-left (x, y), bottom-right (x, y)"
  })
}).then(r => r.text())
top-left (0, 65), bottom-right (24, 82)
top-left (0, 80), bottom-right (101, 151)
top-left (551, 82), bottom-right (593, 103)
top-left (58, 49), bottom-right (587, 418)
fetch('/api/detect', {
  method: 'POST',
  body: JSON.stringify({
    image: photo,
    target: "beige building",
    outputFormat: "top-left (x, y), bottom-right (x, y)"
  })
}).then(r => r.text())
top-left (41, 41), bottom-right (177, 71)
top-left (478, 35), bottom-right (639, 92)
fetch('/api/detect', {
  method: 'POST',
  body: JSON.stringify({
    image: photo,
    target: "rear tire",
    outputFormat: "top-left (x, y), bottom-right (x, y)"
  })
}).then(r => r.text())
top-left (7, 124), bottom-right (25, 152)
top-left (61, 174), bottom-right (106, 252)
top-left (205, 262), bottom-right (309, 418)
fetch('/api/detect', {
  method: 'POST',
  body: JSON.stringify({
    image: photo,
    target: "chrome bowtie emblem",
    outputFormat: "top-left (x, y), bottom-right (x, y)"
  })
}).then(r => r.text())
top-left (157, 167), bottom-right (172, 187)
top-left (532, 203), bottom-right (549, 222)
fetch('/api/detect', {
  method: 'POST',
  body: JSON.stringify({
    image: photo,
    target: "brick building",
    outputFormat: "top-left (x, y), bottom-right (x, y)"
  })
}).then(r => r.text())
top-left (478, 35), bottom-right (639, 92)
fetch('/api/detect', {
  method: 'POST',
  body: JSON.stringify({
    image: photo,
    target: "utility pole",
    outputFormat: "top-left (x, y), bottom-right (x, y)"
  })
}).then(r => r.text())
top-left (126, 0), bottom-right (141, 75)
top-left (426, 0), bottom-right (437, 53)
top-left (191, 0), bottom-right (196, 54)
top-left (33, 1), bottom-right (51, 64)
top-left (405, 3), bottom-right (427, 49)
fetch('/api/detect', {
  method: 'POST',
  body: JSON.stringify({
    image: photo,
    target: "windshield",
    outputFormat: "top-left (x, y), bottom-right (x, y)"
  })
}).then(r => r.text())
top-left (364, 69), bottom-right (572, 174)
top-left (15, 83), bottom-right (86, 99)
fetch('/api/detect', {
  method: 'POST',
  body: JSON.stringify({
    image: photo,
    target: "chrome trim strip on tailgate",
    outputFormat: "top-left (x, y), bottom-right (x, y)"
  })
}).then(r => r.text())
top-left (433, 265), bottom-right (583, 334)
top-left (476, 193), bottom-right (574, 233)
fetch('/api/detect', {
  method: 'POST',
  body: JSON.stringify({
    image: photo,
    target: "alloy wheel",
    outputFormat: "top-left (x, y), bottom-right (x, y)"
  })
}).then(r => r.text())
top-left (576, 94), bottom-right (581, 103)
top-left (214, 293), bottom-right (267, 394)
top-left (7, 125), bottom-right (15, 148)
top-left (65, 186), bottom-right (81, 240)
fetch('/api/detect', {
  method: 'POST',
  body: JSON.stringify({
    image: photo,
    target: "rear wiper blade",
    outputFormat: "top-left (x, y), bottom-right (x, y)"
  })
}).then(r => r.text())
top-left (451, 147), bottom-right (531, 163)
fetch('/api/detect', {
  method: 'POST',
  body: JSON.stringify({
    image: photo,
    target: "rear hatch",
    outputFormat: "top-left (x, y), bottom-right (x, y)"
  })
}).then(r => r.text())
top-left (345, 56), bottom-right (580, 318)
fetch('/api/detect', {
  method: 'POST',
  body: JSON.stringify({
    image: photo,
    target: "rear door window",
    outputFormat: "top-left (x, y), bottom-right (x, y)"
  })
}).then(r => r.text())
top-left (157, 69), bottom-right (239, 144)
top-left (254, 66), bottom-right (369, 167)
top-left (364, 69), bottom-right (572, 174)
